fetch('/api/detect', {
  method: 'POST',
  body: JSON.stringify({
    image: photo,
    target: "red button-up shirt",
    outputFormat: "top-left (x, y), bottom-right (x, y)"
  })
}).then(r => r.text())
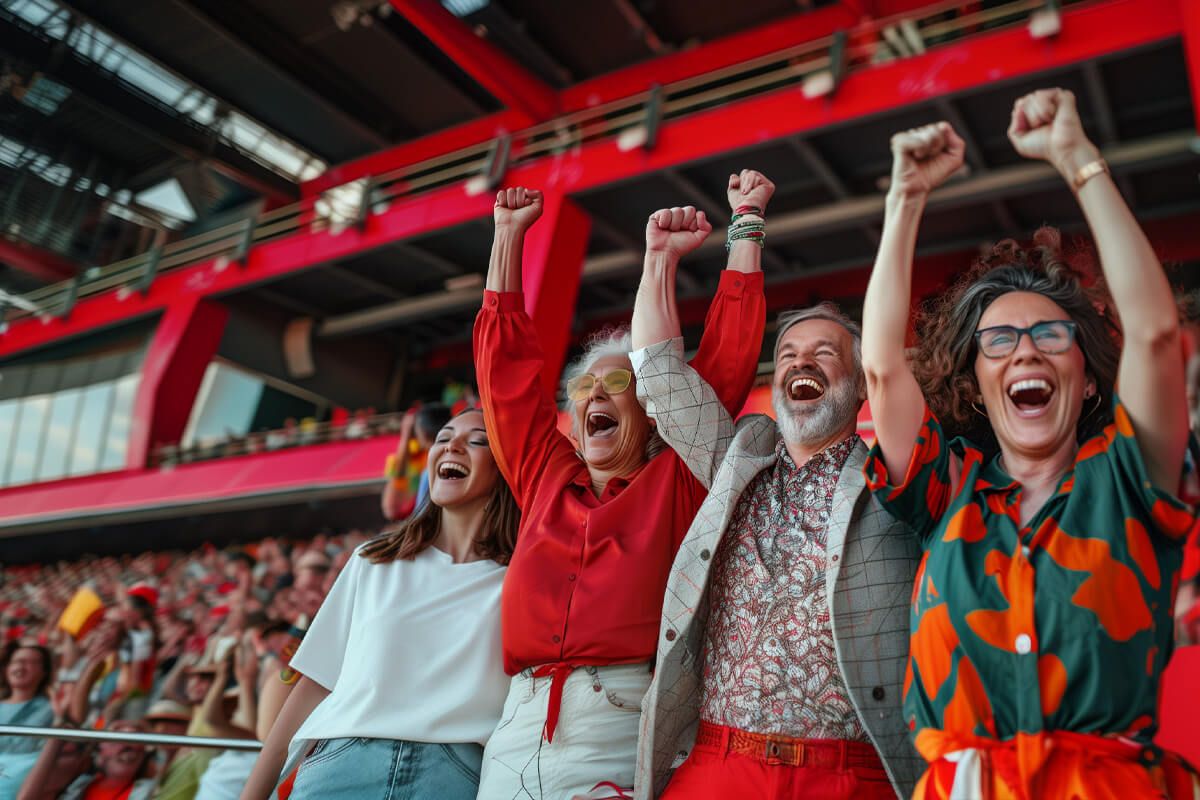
top-left (474, 270), bottom-right (764, 674)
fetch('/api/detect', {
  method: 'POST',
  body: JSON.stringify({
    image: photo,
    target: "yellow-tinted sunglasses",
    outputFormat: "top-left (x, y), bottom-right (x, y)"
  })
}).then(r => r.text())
top-left (566, 368), bottom-right (633, 402)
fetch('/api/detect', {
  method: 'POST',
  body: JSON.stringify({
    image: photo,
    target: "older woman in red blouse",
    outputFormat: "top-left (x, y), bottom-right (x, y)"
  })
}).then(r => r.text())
top-left (473, 176), bottom-right (773, 799)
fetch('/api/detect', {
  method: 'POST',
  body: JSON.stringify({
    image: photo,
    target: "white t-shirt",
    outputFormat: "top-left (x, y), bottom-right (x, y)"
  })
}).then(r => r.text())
top-left (288, 544), bottom-right (508, 760)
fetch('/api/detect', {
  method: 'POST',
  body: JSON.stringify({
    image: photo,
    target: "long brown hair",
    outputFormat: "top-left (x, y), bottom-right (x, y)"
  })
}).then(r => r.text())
top-left (359, 408), bottom-right (519, 565)
top-left (912, 228), bottom-right (1121, 454)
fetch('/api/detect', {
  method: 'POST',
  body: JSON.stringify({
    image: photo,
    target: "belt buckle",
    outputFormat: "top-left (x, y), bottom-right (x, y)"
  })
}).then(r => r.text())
top-left (762, 739), bottom-right (802, 767)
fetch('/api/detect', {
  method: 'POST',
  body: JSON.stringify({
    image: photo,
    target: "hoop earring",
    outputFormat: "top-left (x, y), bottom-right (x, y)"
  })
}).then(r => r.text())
top-left (1082, 392), bottom-right (1103, 420)
top-left (971, 399), bottom-right (988, 418)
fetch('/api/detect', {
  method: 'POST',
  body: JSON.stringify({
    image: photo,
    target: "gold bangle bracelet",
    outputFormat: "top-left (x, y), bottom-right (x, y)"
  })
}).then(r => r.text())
top-left (1071, 158), bottom-right (1108, 192)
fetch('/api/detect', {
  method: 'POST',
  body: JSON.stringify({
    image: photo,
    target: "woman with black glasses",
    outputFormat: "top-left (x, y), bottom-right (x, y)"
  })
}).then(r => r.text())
top-left (859, 87), bottom-right (1198, 797)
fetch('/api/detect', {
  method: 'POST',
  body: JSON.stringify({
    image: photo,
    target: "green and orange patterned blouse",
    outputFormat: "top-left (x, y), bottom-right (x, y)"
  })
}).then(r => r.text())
top-left (863, 396), bottom-right (1194, 759)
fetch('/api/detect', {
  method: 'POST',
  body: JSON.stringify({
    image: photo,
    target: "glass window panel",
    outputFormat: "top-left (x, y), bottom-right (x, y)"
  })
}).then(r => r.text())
top-left (100, 375), bottom-right (138, 471)
top-left (9, 395), bottom-right (50, 485)
top-left (37, 388), bottom-right (81, 482)
top-left (183, 363), bottom-right (262, 447)
top-left (0, 400), bottom-right (17, 486)
top-left (70, 383), bottom-right (112, 477)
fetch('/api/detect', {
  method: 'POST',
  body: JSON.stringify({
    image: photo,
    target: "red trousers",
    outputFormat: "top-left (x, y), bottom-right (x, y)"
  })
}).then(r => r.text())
top-left (660, 723), bottom-right (896, 800)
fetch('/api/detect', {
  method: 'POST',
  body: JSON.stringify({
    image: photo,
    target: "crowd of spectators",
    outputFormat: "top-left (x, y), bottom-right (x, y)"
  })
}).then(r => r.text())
top-left (0, 530), bottom-right (373, 800)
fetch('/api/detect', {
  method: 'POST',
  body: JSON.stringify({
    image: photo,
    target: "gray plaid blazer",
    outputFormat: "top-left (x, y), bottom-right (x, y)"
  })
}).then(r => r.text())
top-left (630, 338), bottom-right (923, 800)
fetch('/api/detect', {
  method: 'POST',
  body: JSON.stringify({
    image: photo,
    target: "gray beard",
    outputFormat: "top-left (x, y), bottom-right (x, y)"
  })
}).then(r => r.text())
top-left (772, 379), bottom-right (860, 446)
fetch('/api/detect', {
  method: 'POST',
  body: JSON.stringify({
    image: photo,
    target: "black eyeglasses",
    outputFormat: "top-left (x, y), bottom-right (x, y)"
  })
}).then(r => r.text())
top-left (974, 320), bottom-right (1078, 359)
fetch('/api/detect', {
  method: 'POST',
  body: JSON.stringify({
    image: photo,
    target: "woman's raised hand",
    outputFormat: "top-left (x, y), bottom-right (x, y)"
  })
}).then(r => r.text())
top-left (493, 187), bottom-right (543, 233)
top-left (646, 205), bottom-right (712, 260)
top-left (727, 169), bottom-right (775, 212)
top-left (889, 121), bottom-right (966, 199)
top-left (1007, 88), bottom-right (1099, 176)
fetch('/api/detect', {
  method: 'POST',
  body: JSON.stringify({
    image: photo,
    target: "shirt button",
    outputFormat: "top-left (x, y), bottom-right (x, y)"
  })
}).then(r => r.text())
top-left (1014, 633), bottom-right (1032, 654)
top-left (552, 635), bottom-right (561, 644)
top-left (665, 629), bottom-right (677, 642)
top-left (699, 549), bottom-right (711, 561)
top-left (1020, 545), bottom-right (1030, 558)
top-left (872, 686), bottom-right (885, 701)
top-left (831, 554), bottom-right (839, 562)
top-left (568, 573), bottom-right (576, 582)
top-left (733, 278), bottom-right (743, 288)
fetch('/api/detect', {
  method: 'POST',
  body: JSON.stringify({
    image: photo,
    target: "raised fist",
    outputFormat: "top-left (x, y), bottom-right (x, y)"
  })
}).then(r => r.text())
top-left (889, 122), bottom-right (966, 198)
top-left (1007, 88), bottom-right (1096, 172)
top-left (493, 187), bottom-right (543, 233)
top-left (646, 206), bottom-right (712, 260)
top-left (727, 170), bottom-right (775, 213)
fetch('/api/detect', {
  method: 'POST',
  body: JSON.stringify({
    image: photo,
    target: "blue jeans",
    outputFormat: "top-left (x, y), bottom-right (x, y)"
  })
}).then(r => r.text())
top-left (289, 738), bottom-right (482, 800)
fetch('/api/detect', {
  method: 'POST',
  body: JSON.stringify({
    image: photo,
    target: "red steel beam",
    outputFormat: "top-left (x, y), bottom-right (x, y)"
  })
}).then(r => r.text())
top-left (522, 192), bottom-right (591, 398)
top-left (389, 0), bottom-right (557, 121)
top-left (302, 109), bottom-right (529, 197)
top-left (303, 0), bottom-right (933, 194)
top-left (1182, 0), bottom-right (1200, 131)
top-left (0, 0), bottom-right (1182, 359)
top-left (0, 237), bottom-right (78, 283)
top-left (126, 297), bottom-right (229, 470)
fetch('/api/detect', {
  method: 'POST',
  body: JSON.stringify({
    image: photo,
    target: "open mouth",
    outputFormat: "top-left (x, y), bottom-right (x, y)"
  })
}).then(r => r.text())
top-left (786, 375), bottom-right (825, 402)
top-left (586, 411), bottom-right (619, 438)
top-left (1007, 378), bottom-right (1054, 414)
top-left (436, 461), bottom-right (470, 481)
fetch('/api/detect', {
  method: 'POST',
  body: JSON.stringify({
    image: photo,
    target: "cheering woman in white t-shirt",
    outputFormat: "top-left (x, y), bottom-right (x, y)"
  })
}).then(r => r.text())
top-left (240, 408), bottom-right (518, 800)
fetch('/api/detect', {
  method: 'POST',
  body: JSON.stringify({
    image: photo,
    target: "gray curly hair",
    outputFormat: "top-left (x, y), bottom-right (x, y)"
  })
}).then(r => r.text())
top-left (560, 327), bottom-right (666, 461)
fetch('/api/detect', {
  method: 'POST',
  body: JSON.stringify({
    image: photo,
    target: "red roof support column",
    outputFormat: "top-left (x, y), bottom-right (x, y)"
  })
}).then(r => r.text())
top-left (1182, 0), bottom-right (1200, 131)
top-left (388, 0), bottom-right (557, 121)
top-left (521, 192), bottom-right (591, 399)
top-left (126, 297), bottom-right (228, 469)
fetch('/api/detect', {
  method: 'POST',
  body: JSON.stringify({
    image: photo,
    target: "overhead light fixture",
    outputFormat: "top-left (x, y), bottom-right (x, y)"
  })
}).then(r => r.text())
top-left (442, 0), bottom-right (489, 17)
top-left (1029, 1), bottom-right (1061, 38)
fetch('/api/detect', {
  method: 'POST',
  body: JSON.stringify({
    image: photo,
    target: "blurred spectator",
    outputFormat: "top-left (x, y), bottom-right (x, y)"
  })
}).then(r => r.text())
top-left (282, 419), bottom-right (299, 448)
top-left (297, 418), bottom-right (318, 447)
top-left (343, 410), bottom-right (369, 440)
top-left (0, 644), bottom-right (55, 799)
top-left (381, 403), bottom-right (451, 521)
top-left (0, 527), bottom-right (363, 800)
top-left (25, 719), bottom-right (156, 800)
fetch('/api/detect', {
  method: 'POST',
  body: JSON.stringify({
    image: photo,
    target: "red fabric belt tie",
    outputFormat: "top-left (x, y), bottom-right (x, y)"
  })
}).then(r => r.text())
top-left (531, 662), bottom-right (578, 744)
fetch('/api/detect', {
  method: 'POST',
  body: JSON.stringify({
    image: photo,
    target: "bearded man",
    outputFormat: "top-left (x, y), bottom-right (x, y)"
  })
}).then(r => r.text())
top-left (630, 273), bottom-right (923, 799)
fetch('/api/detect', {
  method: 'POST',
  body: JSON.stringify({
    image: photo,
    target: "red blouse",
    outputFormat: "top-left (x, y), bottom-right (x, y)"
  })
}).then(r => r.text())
top-left (474, 270), bottom-right (763, 673)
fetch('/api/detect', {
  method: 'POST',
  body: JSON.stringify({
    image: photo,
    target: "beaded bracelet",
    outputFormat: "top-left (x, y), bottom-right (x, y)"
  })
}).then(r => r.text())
top-left (726, 216), bottom-right (766, 251)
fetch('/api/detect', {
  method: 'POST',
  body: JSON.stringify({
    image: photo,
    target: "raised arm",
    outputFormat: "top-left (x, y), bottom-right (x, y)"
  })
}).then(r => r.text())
top-left (633, 339), bottom-right (736, 489)
top-left (485, 187), bottom-right (542, 293)
top-left (1007, 88), bottom-right (1187, 490)
top-left (631, 205), bottom-right (711, 350)
top-left (239, 676), bottom-right (330, 800)
top-left (862, 122), bottom-right (965, 477)
top-left (632, 170), bottom-right (774, 350)
top-left (474, 188), bottom-right (575, 503)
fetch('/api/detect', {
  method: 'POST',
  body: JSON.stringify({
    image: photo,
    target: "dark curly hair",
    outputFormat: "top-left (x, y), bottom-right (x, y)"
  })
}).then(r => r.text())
top-left (911, 228), bottom-right (1121, 454)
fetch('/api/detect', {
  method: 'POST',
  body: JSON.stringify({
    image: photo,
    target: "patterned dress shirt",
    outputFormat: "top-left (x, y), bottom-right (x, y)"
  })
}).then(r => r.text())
top-left (699, 433), bottom-right (871, 741)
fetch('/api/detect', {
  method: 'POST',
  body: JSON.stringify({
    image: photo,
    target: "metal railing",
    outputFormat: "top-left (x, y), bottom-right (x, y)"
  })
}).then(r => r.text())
top-left (0, 0), bottom-right (1078, 330)
top-left (151, 410), bottom-right (406, 467)
top-left (0, 724), bottom-right (262, 751)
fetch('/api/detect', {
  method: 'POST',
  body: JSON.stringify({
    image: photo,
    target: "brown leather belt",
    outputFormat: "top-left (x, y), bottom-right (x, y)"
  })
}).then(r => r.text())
top-left (695, 720), bottom-right (885, 770)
